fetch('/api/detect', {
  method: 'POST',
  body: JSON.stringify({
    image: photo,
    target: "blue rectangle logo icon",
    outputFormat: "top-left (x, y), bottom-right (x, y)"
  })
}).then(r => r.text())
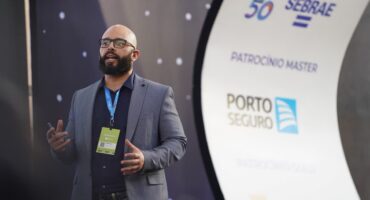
top-left (275, 97), bottom-right (298, 134)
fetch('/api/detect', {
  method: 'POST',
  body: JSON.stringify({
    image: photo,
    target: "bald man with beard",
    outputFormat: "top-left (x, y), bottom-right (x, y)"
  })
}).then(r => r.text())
top-left (47, 24), bottom-right (187, 200)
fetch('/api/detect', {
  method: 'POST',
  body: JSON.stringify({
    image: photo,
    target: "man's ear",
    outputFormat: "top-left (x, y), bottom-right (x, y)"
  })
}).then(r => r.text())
top-left (131, 49), bottom-right (141, 61)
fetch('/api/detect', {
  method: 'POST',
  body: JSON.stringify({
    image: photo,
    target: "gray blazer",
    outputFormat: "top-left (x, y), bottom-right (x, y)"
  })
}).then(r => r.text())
top-left (52, 75), bottom-right (187, 200)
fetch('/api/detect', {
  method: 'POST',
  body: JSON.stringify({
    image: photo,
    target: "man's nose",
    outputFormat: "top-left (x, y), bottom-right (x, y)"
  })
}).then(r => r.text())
top-left (107, 41), bottom-right (115, 50)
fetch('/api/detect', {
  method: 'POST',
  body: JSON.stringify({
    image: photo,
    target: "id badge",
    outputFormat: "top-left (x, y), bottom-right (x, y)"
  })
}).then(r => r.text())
top-left (96, 127), bottom-right (120, 155)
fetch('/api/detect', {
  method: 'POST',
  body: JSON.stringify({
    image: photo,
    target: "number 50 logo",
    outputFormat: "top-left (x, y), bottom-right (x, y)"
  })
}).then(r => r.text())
top-left (245, 0), bottom-right (274, 20)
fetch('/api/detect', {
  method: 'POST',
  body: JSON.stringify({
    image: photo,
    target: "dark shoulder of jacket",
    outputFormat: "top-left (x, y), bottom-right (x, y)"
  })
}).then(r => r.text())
top-left (140, 77), bottom-right (170, 95)
top-left (74, 80), bottom-right (101, 97)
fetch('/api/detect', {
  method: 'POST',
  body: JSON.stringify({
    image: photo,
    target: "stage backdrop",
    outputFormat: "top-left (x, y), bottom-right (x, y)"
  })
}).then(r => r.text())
top-left (29, 0), bottom-right (370, 200)
top-left (31, 0), bottom-right (213, 200)
top-left (194, 0), bottom-right (369, 199)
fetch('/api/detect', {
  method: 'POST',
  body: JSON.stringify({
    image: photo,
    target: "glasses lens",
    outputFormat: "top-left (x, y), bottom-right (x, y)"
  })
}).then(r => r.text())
top-left (100, 39), bottom-right (111, 47)
top-left (114, 39), bottom-right (126, 48)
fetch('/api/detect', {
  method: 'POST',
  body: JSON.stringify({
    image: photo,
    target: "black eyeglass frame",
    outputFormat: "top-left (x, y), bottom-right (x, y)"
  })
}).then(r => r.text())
top-left (99, 38), bottom-right (136, 49)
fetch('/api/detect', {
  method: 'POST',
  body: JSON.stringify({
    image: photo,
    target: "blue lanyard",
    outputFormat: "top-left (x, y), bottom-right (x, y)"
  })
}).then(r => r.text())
top-left (104, 87), bottom-right (120, 127)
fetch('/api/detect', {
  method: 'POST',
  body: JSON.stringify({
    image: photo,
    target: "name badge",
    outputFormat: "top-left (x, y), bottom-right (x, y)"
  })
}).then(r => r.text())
top-left (96, 127), bottom-right (120, 155)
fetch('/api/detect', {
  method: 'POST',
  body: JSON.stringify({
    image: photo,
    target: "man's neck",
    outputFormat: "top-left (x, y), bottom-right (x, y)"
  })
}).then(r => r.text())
top-left (104, 70), bottom-right (133, 91)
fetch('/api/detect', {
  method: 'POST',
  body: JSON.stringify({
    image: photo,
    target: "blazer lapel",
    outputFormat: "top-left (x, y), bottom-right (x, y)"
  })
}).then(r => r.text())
top-left (126, 75), bottom-right (147, 142)
top-left (82, 81), bottom-right (100, 157)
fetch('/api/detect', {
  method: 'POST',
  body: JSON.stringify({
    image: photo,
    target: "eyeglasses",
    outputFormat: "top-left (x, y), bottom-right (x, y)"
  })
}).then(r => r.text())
top-left (99, 38), bottom-right (136, 49)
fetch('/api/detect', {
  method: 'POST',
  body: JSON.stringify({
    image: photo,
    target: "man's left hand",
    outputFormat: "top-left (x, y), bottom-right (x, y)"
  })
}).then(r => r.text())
top-left (120, 139), bottom-right (144, 175)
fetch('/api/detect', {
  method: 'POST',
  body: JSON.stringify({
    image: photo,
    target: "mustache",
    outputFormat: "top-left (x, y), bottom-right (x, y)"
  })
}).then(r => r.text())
top-left (103, 52), bottom-right (119, 60)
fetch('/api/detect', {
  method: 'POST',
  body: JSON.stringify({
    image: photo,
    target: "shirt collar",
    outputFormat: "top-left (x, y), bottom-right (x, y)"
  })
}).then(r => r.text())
top-left (99, 72), bottom-right (135, 91)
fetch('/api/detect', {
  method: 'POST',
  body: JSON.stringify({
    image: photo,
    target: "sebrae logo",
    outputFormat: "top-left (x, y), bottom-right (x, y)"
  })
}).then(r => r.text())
top-left (244, 0), bottom-right (337, 28)
top-left (275, 97), bottom-right (298, 134)
top-left (285, 0), bottom-right (337, 28)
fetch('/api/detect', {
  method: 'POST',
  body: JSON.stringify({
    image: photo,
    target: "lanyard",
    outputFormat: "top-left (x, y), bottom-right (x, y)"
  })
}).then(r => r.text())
top-left (104, 87), bottom-right (120, 127)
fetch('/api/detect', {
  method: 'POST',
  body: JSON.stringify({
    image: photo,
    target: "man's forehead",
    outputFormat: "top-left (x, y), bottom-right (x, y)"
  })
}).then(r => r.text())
top-left (101, 37), bottom-right (126, 40)
top-left (102, 29), bottom-right (127, 38)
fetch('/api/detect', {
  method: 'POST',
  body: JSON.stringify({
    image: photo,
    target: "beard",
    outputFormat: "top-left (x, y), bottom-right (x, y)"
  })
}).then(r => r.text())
top-left (99, 52), bottom-right (133, 76)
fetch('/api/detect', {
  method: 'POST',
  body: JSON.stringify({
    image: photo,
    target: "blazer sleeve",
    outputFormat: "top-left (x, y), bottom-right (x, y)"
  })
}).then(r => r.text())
top-left (50, 91), bottom-right (77, 164)
top-left (141, 87), bottom-right (187, 172)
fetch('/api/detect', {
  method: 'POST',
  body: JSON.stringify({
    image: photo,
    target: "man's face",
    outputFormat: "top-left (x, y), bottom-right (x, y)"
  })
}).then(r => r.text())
top-left (99, 28), bottom-right (138, 76)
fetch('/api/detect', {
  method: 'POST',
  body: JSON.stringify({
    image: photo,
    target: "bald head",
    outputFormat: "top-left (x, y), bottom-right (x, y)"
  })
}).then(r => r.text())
top-left (102, 24), bottom-right (137, 48)
top-left (99, 24), bottom-right (140, 76)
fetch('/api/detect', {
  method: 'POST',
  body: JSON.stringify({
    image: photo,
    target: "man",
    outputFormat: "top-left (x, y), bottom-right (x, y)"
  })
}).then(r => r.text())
top-left (47, 24), bottom-right (187, 200)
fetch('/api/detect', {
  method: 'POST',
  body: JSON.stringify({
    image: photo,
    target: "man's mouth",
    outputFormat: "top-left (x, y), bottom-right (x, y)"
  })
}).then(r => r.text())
top-left (106, 58), bottom-right (117, 62)
top-left (104, 53), bottom-right (119, 60)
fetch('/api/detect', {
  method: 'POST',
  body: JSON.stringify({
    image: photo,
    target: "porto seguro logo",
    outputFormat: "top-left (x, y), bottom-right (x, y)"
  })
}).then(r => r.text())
top-left (285, 0), bottom-right (336, 28)
top-left (226, 94), bottom-right (299, 134)
top-left (245, 0), bottom-right (274, 20)
top-left (275, 97), bottom-right (298, 134)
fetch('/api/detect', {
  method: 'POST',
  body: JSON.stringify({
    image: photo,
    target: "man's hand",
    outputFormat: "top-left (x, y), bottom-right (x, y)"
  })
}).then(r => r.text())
top-left (120, 139), bottom-right (144, 175)
top-left (46, 120), bottom-right (71, 152)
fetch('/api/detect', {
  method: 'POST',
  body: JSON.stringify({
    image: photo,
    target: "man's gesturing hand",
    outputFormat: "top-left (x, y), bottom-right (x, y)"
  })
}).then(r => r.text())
top-left (46, 120), bottom-right (71, 152)
top-left (121, 139), bottom-right (144, 175)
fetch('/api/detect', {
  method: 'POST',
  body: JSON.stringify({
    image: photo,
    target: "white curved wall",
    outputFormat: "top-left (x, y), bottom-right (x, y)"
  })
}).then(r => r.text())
top-left (201, 0), bottom-right (368, 199)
